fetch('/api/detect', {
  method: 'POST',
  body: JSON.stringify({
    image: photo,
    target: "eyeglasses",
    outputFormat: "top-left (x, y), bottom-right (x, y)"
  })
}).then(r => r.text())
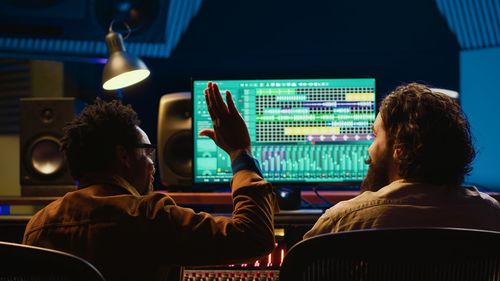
top-left (136, 143), bottom-right (156, 163)
top-left (136, 143), bottom-right (156, 149)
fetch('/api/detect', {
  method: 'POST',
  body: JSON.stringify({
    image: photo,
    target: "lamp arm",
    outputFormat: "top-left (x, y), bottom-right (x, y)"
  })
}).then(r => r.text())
top-left (108, 19), bottom-right (132, 40)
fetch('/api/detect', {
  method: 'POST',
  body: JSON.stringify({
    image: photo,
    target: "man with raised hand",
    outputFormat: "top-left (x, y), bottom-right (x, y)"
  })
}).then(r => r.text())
top-left (24, 82), bottom-right (277, 281)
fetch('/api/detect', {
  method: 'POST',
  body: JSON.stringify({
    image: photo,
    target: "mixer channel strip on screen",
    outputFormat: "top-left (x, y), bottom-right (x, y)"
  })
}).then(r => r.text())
top-left (253, 143), bottom-right (369, 182)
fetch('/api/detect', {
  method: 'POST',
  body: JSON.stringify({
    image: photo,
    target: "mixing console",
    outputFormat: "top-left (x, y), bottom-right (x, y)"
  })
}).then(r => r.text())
top-left (183, 237), bottom-right (286, 281)
top-left (183, 269), bottom-right (279, 281)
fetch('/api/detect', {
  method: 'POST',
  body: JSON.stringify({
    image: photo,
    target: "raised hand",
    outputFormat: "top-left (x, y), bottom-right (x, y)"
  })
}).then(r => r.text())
top-left (198, 82), bottom-right (251, 161)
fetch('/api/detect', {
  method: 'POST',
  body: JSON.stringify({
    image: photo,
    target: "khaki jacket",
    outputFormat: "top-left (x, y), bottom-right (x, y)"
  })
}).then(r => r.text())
top-left (23, 171), bottom-right (277, 281)
top-left (305, 180), bottom-right (500, 238)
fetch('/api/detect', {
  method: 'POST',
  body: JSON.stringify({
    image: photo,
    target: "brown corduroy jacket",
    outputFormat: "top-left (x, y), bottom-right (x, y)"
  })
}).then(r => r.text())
top-left (23, 171), bottom-right (277, 281)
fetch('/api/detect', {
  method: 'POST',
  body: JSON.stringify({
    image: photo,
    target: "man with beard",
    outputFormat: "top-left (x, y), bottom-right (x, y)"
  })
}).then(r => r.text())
top-left (304, 83), bottom-right (500, 238)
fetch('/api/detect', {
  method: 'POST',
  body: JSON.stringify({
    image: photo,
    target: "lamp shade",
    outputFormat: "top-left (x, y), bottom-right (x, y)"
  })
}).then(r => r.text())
top-left (102, 32), bottom-right (150, 91)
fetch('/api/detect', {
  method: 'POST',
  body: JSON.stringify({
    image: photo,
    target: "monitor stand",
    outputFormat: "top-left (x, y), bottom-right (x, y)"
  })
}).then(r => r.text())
top-left (276, 187), bottom-right (301, 210)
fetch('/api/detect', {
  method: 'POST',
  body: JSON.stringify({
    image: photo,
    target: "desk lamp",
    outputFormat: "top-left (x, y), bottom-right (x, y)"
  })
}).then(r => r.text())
top-left (102, 21), bottom-right (150, 90)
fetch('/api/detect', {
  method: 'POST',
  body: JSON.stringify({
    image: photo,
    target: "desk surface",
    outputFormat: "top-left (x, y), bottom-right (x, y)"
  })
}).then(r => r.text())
top-left (1, 190), bottom-right (500, 205)
top-left (0, 210), bottom-right (323, 228)
top-left (0, 190), bottom-right (360, 206)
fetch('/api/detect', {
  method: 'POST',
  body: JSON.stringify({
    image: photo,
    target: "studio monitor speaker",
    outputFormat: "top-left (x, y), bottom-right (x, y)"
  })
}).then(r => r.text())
top-left (157, 92), bottom-right (192, 188)
top-left (20, 97), bottom-right (76, 196)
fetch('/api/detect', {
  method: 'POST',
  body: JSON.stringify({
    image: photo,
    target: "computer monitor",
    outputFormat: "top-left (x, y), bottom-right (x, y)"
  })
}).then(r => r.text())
top-left (193, 78), bottom-right (376, 185)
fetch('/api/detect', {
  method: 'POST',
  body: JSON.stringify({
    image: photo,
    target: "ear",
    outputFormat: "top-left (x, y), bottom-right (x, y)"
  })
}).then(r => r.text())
top-left (115, 145), bottom-right (132, 168)
top-left (392, 144), bottom-right (403, 163)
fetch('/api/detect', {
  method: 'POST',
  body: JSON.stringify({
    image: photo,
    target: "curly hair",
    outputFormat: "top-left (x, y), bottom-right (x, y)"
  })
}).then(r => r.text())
top-left (379, 83), bottom-right (475, 185)
top-left (61, 98), bottom-right (141, 180)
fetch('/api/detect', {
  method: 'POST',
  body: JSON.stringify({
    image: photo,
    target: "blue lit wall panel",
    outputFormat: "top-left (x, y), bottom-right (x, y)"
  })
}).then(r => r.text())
top-left (461, 47), bottom-right (500, 190)
top-left (436, 0), bottom-right (500, 49)
top-left (0, 0), bottom-right (202, 59)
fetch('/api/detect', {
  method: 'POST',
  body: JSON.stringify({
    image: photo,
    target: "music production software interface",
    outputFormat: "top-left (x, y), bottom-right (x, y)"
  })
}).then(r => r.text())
top-left (193, 78), bottom-right (376, 185)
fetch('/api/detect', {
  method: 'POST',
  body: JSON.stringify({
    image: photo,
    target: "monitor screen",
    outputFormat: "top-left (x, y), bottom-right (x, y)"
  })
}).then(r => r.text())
top-left (193, 78), bottom-right (376, 184)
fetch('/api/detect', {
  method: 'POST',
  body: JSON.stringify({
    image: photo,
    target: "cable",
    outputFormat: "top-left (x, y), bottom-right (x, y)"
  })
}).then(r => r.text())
top-left (108, 19), bottom-right (132, 40)
top-left (312, 186), bottom-right (333, 207)
top-left (301, 197), bottom-right (313, 208)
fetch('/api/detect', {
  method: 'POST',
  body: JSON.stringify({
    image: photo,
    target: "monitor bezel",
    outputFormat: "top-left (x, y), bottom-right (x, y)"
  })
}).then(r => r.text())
top-left (191, 77), bottom-right (376, 188)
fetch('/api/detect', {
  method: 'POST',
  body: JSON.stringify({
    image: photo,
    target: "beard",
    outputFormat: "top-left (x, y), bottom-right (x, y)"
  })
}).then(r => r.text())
top-left (140, 177), bottom-right (154, 195)
top-left (146, 180), bottom-right (154, 195)
top-left (360, 154), bottom-right (391, 193)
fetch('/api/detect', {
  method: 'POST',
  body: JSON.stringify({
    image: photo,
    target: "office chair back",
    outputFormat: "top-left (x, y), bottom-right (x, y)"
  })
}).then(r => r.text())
top-left (280, 228), bottom-right (500, 281)
top-left (0, 241), bottom-right (105, 281)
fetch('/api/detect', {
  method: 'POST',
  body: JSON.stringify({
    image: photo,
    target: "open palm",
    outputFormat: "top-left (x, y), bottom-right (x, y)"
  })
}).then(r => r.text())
top-left (198, 82), bottom-right (251, 160)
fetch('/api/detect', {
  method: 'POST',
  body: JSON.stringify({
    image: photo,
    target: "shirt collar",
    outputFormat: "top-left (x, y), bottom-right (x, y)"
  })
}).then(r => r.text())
top-left (78, 174), bottom-right (141, 197)
top-left (375, 179), bottom-right (453, 197)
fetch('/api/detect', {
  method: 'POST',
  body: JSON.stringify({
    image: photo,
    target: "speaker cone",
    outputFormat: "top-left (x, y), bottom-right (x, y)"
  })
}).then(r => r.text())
top-left (164, 130), bottom-right (192, 178)
top-left (28, 136), bottom-right (64, 176)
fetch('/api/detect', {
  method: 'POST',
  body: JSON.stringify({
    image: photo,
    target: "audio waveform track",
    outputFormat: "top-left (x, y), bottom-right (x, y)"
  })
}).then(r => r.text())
top-left (256, 87), bottom-right (375, 143)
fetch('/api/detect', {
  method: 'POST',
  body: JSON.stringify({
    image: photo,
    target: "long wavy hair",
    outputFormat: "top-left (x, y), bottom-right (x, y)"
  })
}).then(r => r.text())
top-left (379, 83), bottom-right (475, 185)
